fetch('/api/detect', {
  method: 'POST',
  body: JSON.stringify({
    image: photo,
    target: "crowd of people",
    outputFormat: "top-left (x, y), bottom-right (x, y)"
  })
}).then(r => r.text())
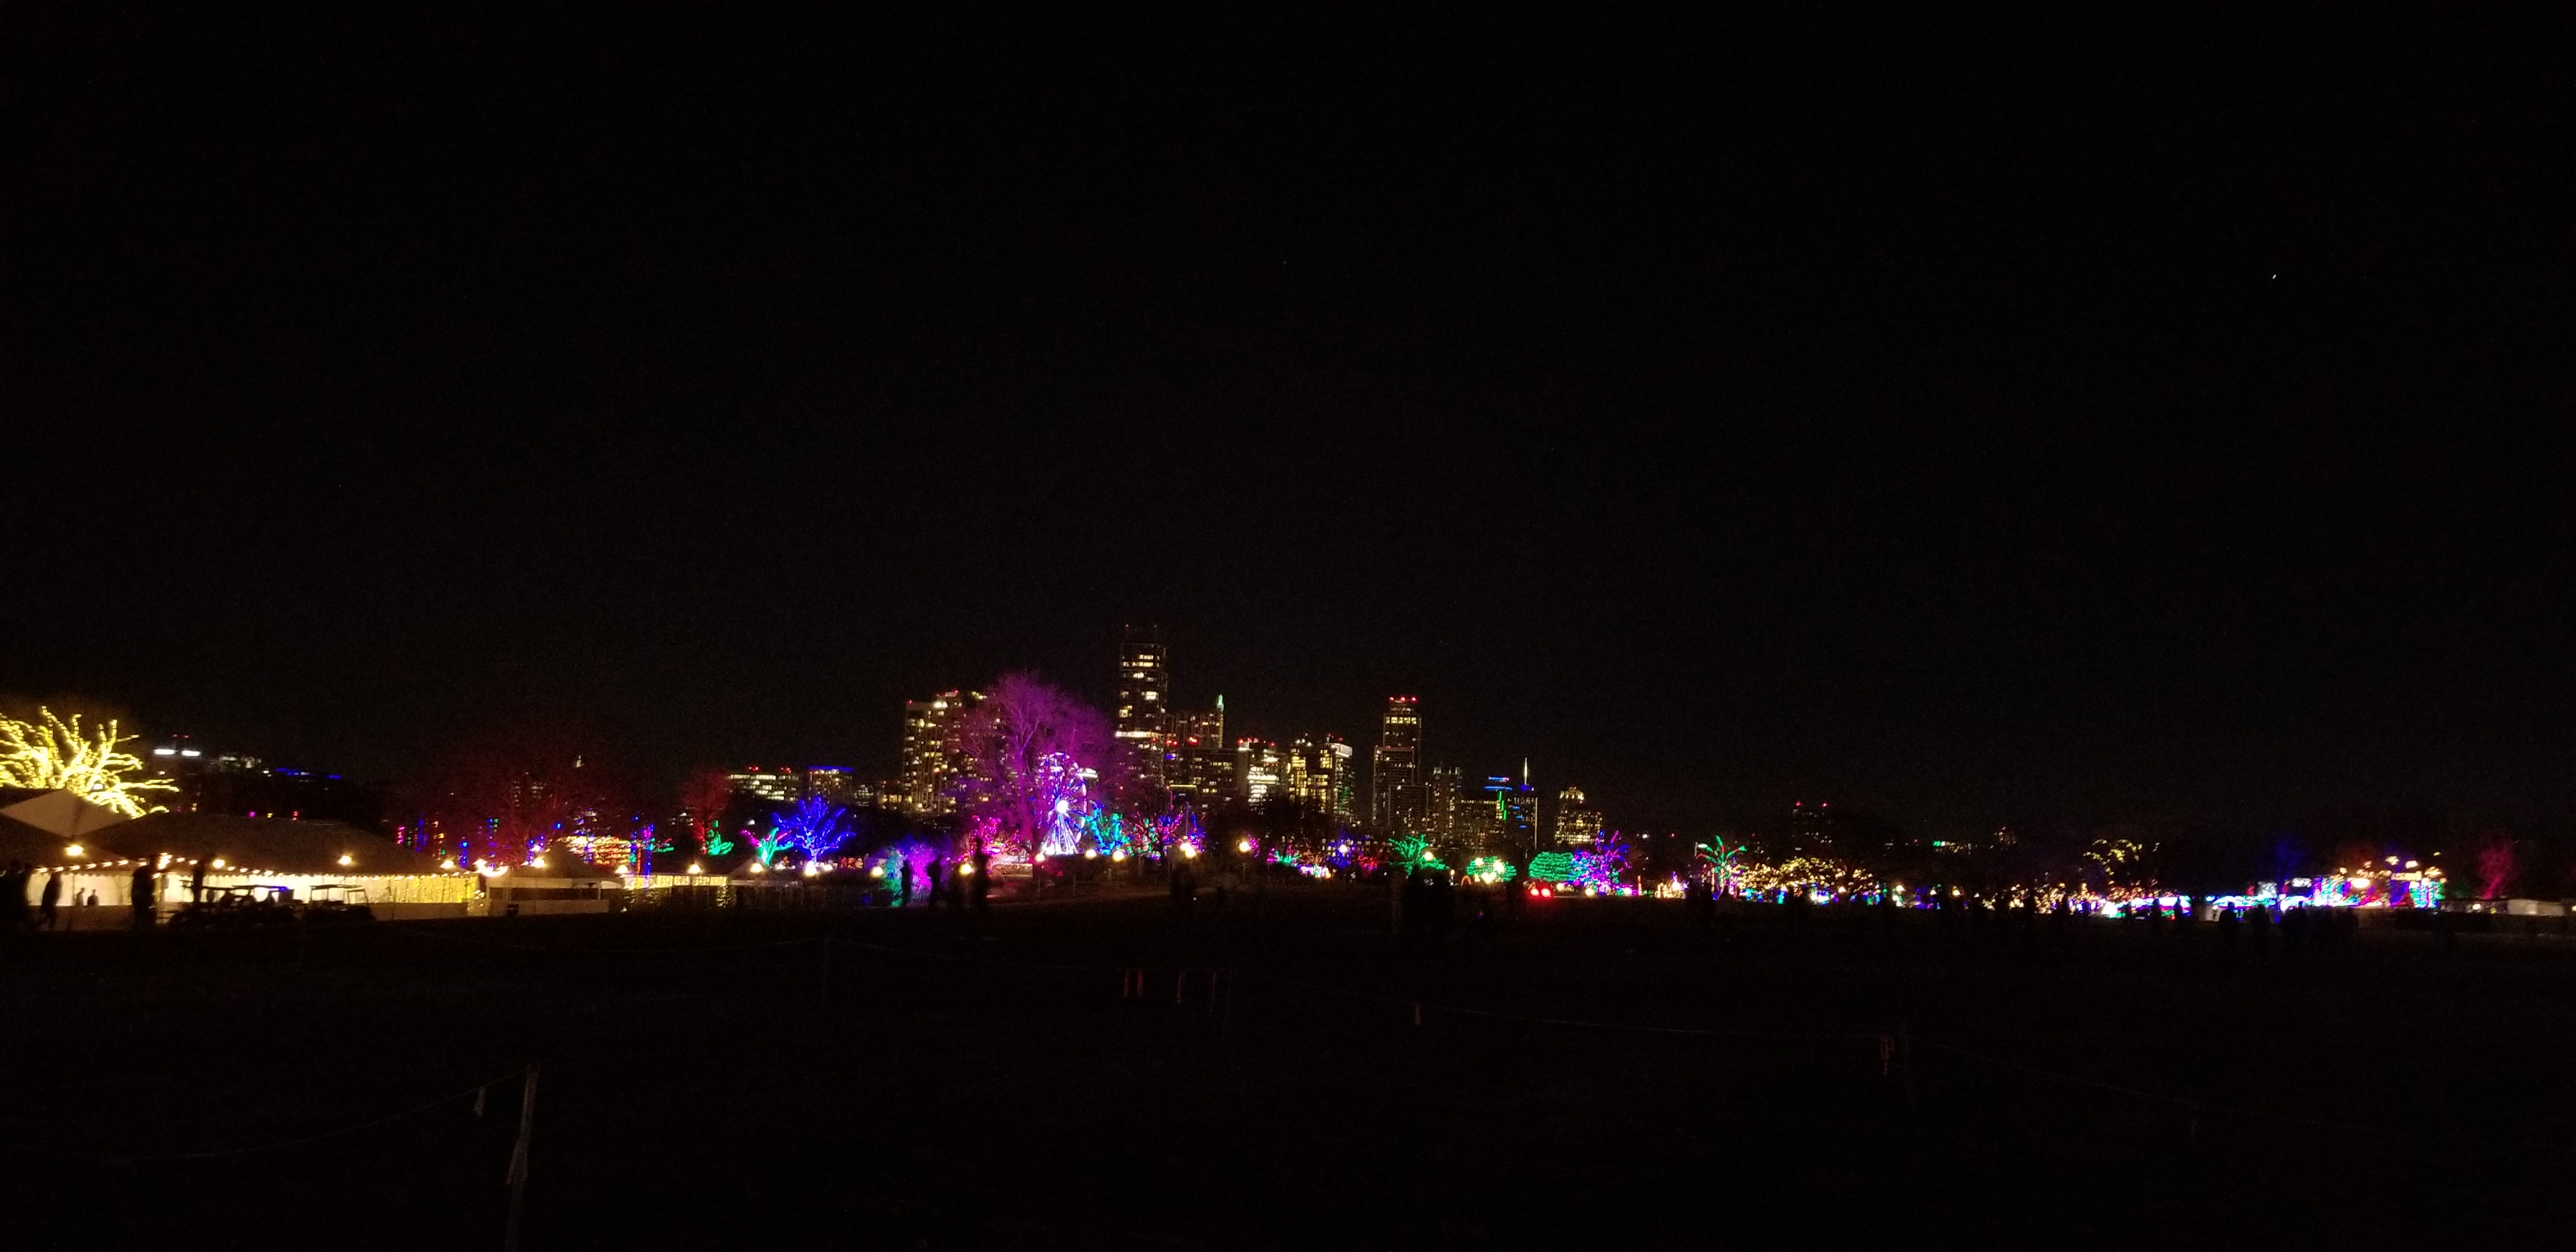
top-left (1, 859), bottom-right (164, 932)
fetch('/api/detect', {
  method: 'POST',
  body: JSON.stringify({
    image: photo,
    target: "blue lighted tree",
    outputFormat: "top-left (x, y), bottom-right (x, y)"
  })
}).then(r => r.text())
top-left (774, 795), bottom-right (852, 869)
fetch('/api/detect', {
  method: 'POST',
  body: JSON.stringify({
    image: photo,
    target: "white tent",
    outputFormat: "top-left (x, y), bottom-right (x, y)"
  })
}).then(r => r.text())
top-left (0, 788), bottom-right (132, 841)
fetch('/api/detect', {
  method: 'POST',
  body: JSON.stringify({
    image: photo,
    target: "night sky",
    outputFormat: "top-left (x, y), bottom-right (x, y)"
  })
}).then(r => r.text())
top-left (6, 8), bottom-right (2572, 839)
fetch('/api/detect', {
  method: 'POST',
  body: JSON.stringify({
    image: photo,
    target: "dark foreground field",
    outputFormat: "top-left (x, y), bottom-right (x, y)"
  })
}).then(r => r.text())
top-left (3, 890), bottom-right (2572, 1249)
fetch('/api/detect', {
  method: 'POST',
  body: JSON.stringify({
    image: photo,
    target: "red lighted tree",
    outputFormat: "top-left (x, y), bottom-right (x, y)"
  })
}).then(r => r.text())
top-left (678, 767), bottom-right (736, 855)
top-left (428, 731), bottom-right (630, 867)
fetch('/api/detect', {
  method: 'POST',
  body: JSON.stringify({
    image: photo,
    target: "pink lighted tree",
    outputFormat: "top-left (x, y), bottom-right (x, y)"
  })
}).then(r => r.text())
top-left (952, 672), bottom-right (1120, 860)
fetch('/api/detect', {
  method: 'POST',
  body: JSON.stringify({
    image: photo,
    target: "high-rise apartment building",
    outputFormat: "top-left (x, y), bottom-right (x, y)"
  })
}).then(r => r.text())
top-left (728, 767), bottom-right (803, 805)
top-left (807, 767), bottom-right (872, 807)
top-left (1169, 698), bottom-right (1232, 806)
top-left (900, 690), bottom-right (982, 816)
top-left (1425, 763), bottom-right (1465, 839)
top-left (1371, 696), bottom-right (1426, 832)
top-left (1171, 698), bottom-right (1225, 751)
top-left (1114, 625), bottom-right (1170, 792)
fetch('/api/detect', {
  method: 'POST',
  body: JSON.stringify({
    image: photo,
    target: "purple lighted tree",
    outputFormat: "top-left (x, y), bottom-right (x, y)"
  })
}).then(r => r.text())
top-left (953, 672), bottom-right (1120, 861)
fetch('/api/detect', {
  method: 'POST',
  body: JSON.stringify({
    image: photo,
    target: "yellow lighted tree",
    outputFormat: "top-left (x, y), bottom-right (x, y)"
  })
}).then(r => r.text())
top-left (0, 707), bottom-right (178, 818)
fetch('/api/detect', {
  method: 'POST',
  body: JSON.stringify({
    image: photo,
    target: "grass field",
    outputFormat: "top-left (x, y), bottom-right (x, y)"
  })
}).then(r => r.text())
top-left (3, 888), bottom-right (2570, 1249)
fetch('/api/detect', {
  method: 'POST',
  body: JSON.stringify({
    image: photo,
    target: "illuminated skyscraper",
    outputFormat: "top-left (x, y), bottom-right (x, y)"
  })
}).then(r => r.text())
top-left (1285, 734), bottom-right (1354, 819)
top-left (1114, 625), bottom-right (1170, 792)
top-left (1239, 739), bottom-right (1286, 804)
top-left (1169, 697), bottom-right (1232, 805)
top-left (1371, 696), bottom-right (1425, 831)
top-left (1552, 784), bottom-right (1602, 848)
top-left (900, 690), bottom-right (981, 816)
top-left (1498, 774), bottom-right (1539, 856)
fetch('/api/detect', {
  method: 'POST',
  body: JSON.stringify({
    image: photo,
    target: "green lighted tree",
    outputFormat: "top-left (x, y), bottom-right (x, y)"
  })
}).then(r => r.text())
top-left (1391, 834), bottom-right (1446, 873)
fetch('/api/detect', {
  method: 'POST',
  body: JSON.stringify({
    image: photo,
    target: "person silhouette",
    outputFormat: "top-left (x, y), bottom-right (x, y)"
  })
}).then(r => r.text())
top-left (39, 869), bottom-right (61, 931)
top-left (1, 862), bottom-right (26, 933)
top-left (899, 859), bottom-right (916, 908)
top-left (970, 843), bottom-right (992, 913)
top-left (923, 859), bottom-right (944, 910)
top-left (130, 860), bottom-right (158, 930)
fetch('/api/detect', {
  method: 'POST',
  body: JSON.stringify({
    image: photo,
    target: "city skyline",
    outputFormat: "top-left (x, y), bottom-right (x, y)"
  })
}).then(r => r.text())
top-left (27, 588), bottom-right (2570, 851)
top-left (3, 10), bottom-right (2564, 1243)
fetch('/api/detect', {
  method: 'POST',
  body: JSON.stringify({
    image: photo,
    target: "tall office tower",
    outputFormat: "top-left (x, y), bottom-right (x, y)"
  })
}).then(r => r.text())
top-left (1370, 696), bottom-right (1425, 831)
top-left (1474, 775), bottom-right (1515, 851)
top-left (1552, 784), bottom-right (1603, 848)
top-left (1239, 739), bottom-right (1286, 804)
top-left (1279, 739), bottom-right (1314, 807)
top-left (1114, 625), bottom-right (1171, 793)
top-left (1475, 761), bottom-right (1537, 856)
top-left (1317, 735), bottom-right (1357, 821)
top-left (1284, 734), bottom-right (1354, 816)
top-left (900, 690), bottom-right (982, 816)
top-left (1499, 784), bottom-right (1540, 857)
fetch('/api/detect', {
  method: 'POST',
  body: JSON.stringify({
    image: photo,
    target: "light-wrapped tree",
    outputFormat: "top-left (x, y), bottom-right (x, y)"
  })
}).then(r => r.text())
top-left (950, 672), bottom-right (1118, 861)
top-left (0, 707), bottom-right (176, 818)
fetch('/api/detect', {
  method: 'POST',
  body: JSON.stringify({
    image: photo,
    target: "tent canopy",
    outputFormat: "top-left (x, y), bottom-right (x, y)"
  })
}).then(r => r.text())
top-left (0, 788), bottom-right (133, 840)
